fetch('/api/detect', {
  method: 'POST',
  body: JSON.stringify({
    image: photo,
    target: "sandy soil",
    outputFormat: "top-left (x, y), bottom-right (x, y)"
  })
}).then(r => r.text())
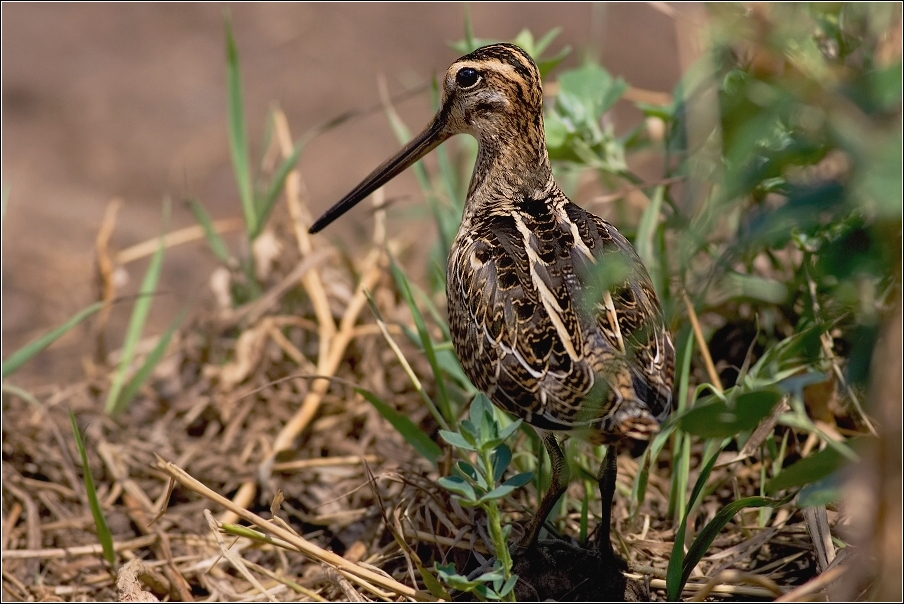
top-left (2, 3), bottom-right (682, 385)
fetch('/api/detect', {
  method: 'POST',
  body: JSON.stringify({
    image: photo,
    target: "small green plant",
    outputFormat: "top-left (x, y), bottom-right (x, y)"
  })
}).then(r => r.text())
top-left (188, 17), bottom-right (306, 305)
top-left (70, 410), bottom-right (116, 568)
top-left (436, 395), bottom-right (531, 601)
top-left (105, 202), bottom-right (184, 416)
top-left (664, 444), bottom-right (793, 600)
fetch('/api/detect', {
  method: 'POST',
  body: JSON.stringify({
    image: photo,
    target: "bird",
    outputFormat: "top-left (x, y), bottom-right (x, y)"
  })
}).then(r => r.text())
top-left (310, 43), bottom-right (675, 558)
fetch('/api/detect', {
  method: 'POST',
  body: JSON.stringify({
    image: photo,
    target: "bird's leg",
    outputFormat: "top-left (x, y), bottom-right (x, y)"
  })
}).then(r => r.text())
top-left (594, 444), bottom-right (618, 557)
top-left (518, 430), bottom-right (569, 550)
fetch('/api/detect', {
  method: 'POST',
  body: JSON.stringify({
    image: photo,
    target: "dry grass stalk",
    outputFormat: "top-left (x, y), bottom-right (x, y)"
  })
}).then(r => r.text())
top-left (94, 197), bottom-right (123, 348)
top-left (204, 510), bottom-right (278, 602)
top-left (682, 289), bottom-right (723, 392)
top-left (116, 218), bottom-right (246, 266)
top-left (154, 457), bottom-right (425, 600)
top-left (1, 534), bottom-right (159, 561)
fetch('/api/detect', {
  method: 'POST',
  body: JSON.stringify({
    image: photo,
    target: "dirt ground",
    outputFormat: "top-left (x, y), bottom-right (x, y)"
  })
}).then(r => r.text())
top-left (2, 3), bottom-right (683, 386)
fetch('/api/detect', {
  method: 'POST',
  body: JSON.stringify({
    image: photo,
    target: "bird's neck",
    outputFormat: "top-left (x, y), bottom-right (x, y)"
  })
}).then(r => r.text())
top-left (462, 121), bottom-right (556, 224)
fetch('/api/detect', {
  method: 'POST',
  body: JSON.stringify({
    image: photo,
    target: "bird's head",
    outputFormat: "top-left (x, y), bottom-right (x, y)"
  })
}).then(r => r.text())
top-left (309, 43), bottom-right (546, 234)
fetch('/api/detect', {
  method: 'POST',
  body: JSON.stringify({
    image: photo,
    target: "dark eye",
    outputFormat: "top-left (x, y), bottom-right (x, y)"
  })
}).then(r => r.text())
top-left (455, 67), bottom-right (480, 88)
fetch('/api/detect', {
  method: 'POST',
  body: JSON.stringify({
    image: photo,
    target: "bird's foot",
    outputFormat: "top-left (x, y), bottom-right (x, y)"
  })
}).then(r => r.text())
top-left (509, 535), bottom-right (637, 601)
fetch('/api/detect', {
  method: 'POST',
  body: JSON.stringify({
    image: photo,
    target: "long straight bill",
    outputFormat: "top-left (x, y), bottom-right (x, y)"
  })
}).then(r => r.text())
top-left (309, 118), bottom-right (449, 233)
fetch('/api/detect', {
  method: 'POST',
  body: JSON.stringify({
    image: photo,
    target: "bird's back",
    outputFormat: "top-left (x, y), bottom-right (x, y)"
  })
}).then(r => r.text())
top-left (447, 189), bottom-right (674, 446)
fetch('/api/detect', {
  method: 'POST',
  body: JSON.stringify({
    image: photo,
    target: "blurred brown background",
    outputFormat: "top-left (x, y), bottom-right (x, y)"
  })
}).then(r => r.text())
top-left (2, 3), bottom-right (684, 385)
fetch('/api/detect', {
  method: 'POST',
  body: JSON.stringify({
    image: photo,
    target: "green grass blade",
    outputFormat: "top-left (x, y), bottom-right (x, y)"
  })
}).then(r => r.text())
top-left (384, 96), bottom-right (430, 192)
top-left (224, 16), bottom-right (256, 236)
top-left (776, 410), bottom-right (860, 462)
top-left (382, 93), bottom-right (449, 236)
top-left (105, 206), bottom-right (168, 415)
top-left (356, 388), bottom-right (442, 464)
top-left (69, 409), bottom-right (115, 567)
top-left (666, 445), bottom-right (723, 601)
top-left (533, 28), bottom-right (562, 56)
top-left (412, 271), bottom-right (453, 340)
top-left (631, 418), bottom-right (676, 513)
top-left (765, 438), bottom-right (860, 494)
top-left (252, 137), bottom-right (304, 239)
top-left (389, 260), bottom-right (453, 423)
top-left (668, 329), bottom-right (695, 519)
top-left (635, 185), bottom-right (665, 287)
top-left (679, 494), bottom-right (793, 593)
top-left (429, 83), bottom-right (466, 252)
top-left (188, 198), bottom-right (231, 263)
top-left (257, 109), bottom-right (277, 185)
top-left (364, 290), bottom-right (449, 431)
top-left (671, 433), bottom-right (691, 523)
top-left (2, 301), bottom-right (104, 379)
top-left (109, 307), bottom-right (187, 416)
top-left (433, 143), bottom-right (462, 253)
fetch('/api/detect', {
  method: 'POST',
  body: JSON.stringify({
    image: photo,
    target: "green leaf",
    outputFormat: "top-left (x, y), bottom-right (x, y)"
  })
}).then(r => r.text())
top-left (797, 471), bottom-right (843, 507)
top-left (357, 388), bottom-right (442, 464)
top-left (2, 301), bottom-right (104, 379)
top-left (480, 483), bottom-right (520, 503)
top-left (457, 461), bottom-right (479, 481)
top-left (1, 383), bottom-right (41, 407)
top-left (458, 420), bottom-right (479, 442)
top-left (558, 62), bottom-right (629, 121)
top-left (105, 204), bottom-right (168, 415)
top-left (436, 561), bottom-right (506, 594)
top-left (501, 472), bottom-right (533, 488)
top-left (418, 563), bottom-right (452, 601)
top-left (438, 476), bottom-right (478, 502)
top-left (433, 138), bottom-right (465, 252)
top-left (492, 444), bottom-right (512, 483)
top-left (439, 429), bottom-right (476, 451)
top-left (109, 307), bottom-right (187, 416)
top-left (70, 410), bottom-right (115, 567)
top-left (635, 185), bottom-right (665, 271)
top-left (544, 111), bottom-right (570, 150)
top-left (679, 388), bottom-right (783, 438)
top-left (533, 28), bottom-right (561, 55)
top-left (224, 16), bottom-right (256, 236)
top-left (435, 348), bottom-right (475, 392)
top-left (497, 417), bottom-right (522, 442)
top-left (656, 330), bottom-right (694, 518)
top-left (469, 393), bottom-right (495, 427)
top-left (722, 272), bottom-right (789, 305)
top-left (252, 135), bottom-right (305, 239)
top-left (499, 574), bottom-right (519, 597)
top-left (188, 198), bottom-right (231, 263)
top-left (511, 28), bottom-right (569, 77)
top-left (479, 472), bottom-right (532, 503)
top-left (766, 438), bottom-right (861, 494)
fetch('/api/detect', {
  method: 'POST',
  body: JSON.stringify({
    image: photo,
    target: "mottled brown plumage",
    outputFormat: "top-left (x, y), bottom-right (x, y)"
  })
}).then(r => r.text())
top-left (311, 43), bottom-right (675, 556)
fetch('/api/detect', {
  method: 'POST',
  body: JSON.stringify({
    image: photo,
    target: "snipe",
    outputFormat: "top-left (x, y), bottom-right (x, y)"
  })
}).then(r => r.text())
top-left (311, 43), bottom-right (675, 558)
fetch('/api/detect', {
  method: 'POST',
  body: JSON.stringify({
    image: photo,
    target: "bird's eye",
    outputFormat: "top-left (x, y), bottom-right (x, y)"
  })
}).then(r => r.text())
top-left (455, 67), bottom-right (480, 89)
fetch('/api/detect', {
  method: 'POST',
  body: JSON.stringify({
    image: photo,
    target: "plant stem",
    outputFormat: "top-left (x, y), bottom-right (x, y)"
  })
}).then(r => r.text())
top-left (478, 447), bottom-right (515, 601)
